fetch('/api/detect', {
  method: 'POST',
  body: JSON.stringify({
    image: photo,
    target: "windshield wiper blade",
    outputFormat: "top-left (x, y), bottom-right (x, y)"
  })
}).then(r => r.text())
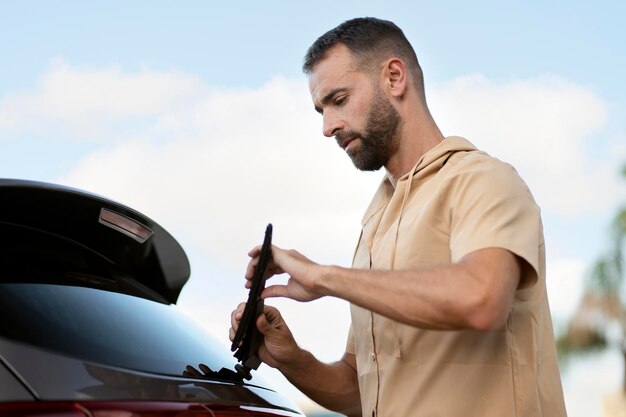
top-left (231, 223), bottom-right (272, 380)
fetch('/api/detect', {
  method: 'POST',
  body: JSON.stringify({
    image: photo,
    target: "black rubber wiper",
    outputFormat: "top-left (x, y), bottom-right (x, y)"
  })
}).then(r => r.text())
top-left (231, 223), bottom-right (273, 380)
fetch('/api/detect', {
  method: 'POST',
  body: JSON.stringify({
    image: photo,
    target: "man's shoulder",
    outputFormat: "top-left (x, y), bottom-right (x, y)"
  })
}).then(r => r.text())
top-left (442, 149), bottom-right (534, 200)
top-left (447, 148), bottom-right (521, 179)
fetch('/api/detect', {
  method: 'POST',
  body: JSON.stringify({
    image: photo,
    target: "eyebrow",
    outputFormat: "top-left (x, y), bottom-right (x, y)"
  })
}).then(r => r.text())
top-left (314, 87), bottom-right (347, 114)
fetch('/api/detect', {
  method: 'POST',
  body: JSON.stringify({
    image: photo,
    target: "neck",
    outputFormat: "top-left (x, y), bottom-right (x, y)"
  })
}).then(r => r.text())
top-left (385, 106), bottom-right (444, 188)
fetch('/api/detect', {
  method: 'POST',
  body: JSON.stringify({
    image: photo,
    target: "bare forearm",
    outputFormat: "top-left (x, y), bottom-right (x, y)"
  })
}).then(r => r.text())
top-left (317, 248), bottom-right (520, 331)
top-left (279, 350), bottom-right (361, 416)
top-left (321, 265), bottom-right (477, 329)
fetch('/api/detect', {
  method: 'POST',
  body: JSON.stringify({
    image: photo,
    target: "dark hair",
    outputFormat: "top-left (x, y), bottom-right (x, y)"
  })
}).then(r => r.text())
top-left (303, 17), bottom-right (425, 97)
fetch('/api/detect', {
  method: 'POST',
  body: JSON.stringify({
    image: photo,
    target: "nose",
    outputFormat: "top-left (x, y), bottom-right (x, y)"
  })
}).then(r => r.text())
top-left (322, 110), bottom-right (343, 138)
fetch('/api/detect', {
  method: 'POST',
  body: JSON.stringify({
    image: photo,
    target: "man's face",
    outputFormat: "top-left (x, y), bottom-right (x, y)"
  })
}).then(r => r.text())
top-left (308, 44), bottom-right (401, 171)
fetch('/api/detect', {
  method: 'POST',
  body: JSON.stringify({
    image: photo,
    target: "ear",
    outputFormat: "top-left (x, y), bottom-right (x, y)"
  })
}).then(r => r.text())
top-left (382, 58), bottom-right (408, 98)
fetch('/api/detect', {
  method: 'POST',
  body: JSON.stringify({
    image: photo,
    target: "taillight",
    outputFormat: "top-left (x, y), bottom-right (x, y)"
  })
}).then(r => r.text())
top-left (0, 402), bottom-right (302, 417)
top-left (0, 402), bottom-right (86, 417)
top-left (84, 402), bottom-right (214, 416)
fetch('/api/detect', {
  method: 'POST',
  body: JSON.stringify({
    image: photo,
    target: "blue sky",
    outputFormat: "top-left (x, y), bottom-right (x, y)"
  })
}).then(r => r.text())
top-left (1, 1), bottom-right (625, 415)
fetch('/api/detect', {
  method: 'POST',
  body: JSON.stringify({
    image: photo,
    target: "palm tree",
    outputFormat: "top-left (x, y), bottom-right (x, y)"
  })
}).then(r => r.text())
top-left (558, 165), bottom-right (626, 389)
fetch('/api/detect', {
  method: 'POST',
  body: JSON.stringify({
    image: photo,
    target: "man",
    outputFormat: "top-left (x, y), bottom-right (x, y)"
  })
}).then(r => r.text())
top-left (230, 17), bottom-right (567, 417)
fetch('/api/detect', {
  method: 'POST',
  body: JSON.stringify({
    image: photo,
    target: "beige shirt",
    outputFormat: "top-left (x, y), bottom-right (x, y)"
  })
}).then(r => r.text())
top-left (347, 137), bottom-right (566, 417)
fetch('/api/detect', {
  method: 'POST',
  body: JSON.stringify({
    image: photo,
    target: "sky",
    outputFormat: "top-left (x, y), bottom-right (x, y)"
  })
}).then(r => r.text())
top-left (1, 1), bottom-right (625, 415)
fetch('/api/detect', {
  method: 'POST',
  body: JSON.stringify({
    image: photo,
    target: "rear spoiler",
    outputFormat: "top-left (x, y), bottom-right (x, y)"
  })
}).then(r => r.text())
top-left (0, 179), bottom-right (190, 304)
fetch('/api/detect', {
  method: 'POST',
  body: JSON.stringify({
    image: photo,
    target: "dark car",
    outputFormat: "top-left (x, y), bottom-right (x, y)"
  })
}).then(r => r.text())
top-left (0, 179), bottom-right (304, 417)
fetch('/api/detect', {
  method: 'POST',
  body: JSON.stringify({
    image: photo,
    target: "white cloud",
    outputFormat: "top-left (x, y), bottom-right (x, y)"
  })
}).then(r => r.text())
top-left (429, 74), bottom-right (625, 218)
top-left (546, 258), bottom-right (586, 325)
top-left (0, 58), bottom-right (207, 140)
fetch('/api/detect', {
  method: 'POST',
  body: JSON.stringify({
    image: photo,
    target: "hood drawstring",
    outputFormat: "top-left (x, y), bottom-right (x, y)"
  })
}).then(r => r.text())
top-left (387, 161), bottom-right (420, 359)
top-left (389, 161), bottom-right (419, 270)
top-left (386, 151), bottom-right (458, 359)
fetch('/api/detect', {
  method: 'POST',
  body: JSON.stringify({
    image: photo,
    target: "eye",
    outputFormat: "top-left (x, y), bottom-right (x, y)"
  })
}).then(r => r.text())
top-left (335, 95), bottom-right (347, 106)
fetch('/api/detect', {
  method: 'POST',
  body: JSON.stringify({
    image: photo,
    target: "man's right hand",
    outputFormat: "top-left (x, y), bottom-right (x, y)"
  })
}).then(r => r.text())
top-left (229, 303), bottom-right (361, 417)
top-left (229, 302), bottom-right (300, 371)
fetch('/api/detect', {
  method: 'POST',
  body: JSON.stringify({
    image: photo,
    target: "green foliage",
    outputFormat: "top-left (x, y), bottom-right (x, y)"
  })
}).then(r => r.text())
top-left (557, 327), bottom-right (607, 367)
top-left (557, 163), bottom-right (626, 387)
top-left (587, 257), bottom-right (622, 296)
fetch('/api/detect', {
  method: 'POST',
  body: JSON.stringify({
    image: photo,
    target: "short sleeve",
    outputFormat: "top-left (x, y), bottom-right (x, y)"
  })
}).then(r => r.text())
top-left (448, 155), bottom-right (542, 287)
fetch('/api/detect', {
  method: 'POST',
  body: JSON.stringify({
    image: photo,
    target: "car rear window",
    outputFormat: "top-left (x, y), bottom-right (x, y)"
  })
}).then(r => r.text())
top-left (0, 283), bottom-right (237, 379)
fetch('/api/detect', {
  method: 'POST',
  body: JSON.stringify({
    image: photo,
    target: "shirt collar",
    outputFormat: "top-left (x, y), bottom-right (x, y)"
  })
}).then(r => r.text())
top-left (360, 136), bottom-right (477, 226)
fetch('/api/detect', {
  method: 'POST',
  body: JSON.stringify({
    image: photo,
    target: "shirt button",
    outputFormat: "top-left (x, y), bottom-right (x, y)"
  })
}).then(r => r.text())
top-left (370, 352), bottom-right (376, 362)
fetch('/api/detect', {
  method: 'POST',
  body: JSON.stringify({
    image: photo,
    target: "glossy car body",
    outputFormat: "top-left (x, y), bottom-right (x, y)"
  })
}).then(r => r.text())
top-left (0, 179), bottom-right (303, 417)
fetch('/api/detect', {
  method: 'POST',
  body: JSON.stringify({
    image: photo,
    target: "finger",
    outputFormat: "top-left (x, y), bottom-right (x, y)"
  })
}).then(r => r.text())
top-left (245, 264), bottom-right (257, 282)
top-left (267, 247), bottom-right (287, 275)
top-left (235, 302), bottom-right (245, 318)
top-left (247, 245), bottom-right (262, 258)
top-left (256, 312), bottom-right (272, 335)
top-left (265, 263), bottom-right (284, 280)
top-left (262, 304), bottom-right (280, 320)
top-left (245, 256), bottom-right (259, 280)
top-left (230, 305), bottom-right (243, 329)
top-left (262, 284), bottom-right (290, 299)
top-left (256, 306), bottom-right (283, 335)
top-left (229, 329), bottom-right (243, 347)
top-left (230, 303), bottom-right (246, 333)
top-left (230, 310), bottom-right (238, 329)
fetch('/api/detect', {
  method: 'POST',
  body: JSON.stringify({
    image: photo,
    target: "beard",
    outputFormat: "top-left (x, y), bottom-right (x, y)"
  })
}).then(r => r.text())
top-left (335, 86), bottom-right (401, 171)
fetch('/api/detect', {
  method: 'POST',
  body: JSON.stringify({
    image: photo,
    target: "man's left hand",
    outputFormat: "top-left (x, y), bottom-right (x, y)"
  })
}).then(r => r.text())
top-left (245, 245), bottom-right (326, 302)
